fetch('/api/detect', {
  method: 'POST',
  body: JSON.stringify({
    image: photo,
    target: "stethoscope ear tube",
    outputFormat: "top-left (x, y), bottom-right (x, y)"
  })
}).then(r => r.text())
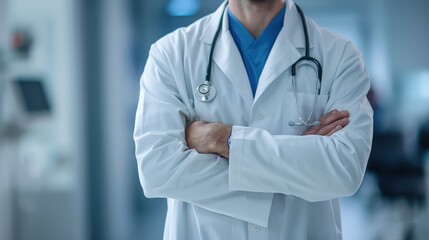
top-left (292, 56), bottom-right (322, 82)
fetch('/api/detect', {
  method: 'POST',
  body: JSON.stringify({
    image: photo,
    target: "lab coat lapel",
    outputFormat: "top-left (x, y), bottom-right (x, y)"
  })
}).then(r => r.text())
top-left (200, 2), bottom-right (253, 109)
top-left (254, 1), bottom-right (310, 102)
top-left (212, 33), bottom-right (254, 109)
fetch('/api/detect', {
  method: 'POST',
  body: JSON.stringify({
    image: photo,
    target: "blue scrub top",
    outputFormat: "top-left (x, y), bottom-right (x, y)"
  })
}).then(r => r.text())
top-left (228, 5), bottom-right (286, 96)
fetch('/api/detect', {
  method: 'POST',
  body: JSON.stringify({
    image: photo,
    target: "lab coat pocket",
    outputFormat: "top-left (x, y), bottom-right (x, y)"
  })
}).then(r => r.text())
top-left (283, 92), bottom-right (329, 135)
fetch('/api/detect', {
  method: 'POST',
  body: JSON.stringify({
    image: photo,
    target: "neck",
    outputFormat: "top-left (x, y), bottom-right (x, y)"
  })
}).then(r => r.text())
top-left (229, 0), bottom-right (285, 39)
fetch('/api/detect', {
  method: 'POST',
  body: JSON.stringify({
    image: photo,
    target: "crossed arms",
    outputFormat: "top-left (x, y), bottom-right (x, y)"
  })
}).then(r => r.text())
top-left (134, 42), bottom-right (373, 227)
top-left (186, 109), bottom-right (350, 159)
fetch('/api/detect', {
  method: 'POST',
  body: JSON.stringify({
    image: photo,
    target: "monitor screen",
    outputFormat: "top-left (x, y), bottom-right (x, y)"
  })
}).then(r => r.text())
top-left (14, 79), bottom-right (51, 113)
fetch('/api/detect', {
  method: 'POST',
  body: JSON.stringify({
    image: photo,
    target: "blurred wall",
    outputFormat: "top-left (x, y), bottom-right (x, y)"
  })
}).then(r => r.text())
top-left (0, 0), bottom-right (11, 239)
top-left (387, 0), bottom-right (429, 73)
top-left (300, 0), bottom-right (429, 125)
top-left (0, 0), bottom-right (86, 239)
top-left (101, 1), bottom-right (136, 239)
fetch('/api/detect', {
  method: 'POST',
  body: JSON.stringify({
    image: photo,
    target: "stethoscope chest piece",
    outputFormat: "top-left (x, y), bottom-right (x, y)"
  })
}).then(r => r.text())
top-left (195, 82), bottom-right (217, 102)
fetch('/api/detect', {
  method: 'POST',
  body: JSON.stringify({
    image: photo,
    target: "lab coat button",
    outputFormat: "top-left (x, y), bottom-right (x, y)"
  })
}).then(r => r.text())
top-left (254, 225), bottom-right (261, 232)
top-left (256, 113), bottom-right (264, 120)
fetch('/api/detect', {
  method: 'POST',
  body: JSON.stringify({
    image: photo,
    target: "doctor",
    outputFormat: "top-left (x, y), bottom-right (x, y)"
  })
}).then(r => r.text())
top-left (134, 0), bottom-right (373, 239)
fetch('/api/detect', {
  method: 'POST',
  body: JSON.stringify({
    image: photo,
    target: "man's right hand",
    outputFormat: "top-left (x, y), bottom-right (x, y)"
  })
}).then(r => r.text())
top-left (303, 110), bottom-right (349, 136)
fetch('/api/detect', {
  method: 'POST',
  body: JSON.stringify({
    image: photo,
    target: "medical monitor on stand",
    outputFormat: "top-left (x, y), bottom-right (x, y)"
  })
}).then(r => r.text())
top-left (3, 78), bottom-right (52, 134)
top-left (1, 78), bottom-right (51, 140)
top-left (14, 79), bottom-right (51, 114)
top-left (0, 78), bottom-right (51, 240)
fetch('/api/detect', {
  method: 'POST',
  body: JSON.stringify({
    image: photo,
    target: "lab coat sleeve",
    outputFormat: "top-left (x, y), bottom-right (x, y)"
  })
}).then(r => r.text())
top-left (229, 41), bottom-right (374, 202)
top-left (134, 44), bottom-right (273, 227)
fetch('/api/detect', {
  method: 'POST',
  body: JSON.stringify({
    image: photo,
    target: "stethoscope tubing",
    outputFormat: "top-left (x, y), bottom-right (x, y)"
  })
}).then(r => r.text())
top-left (196, 3), bottom-right (323, 127)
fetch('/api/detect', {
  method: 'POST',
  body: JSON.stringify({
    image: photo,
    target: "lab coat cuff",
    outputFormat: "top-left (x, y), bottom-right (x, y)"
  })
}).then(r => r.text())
top-left (228, 126), bottom-right (273, 228)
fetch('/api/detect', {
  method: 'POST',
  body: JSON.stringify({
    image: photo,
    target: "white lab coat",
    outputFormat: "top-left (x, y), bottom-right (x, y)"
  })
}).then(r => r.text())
top-left (134, 0), bottom-right (373, 239)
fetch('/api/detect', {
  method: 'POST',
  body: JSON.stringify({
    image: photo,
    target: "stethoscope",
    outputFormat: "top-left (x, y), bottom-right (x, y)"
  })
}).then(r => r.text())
top-left (195, 3), bottom-right (322, 127)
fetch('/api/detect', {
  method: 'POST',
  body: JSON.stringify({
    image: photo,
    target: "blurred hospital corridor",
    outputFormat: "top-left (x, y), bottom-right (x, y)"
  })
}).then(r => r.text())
top-left (1, 0), bottom-right (429, 239)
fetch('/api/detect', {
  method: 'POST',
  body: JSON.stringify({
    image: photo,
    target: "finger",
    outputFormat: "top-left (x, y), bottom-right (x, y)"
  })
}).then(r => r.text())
top-left (304, 117), bottom-right (347, 136)
top-left (320, 110), bottom-right (349, 126)
top-left (327, 125), bottom-right (342, 136)
top-left (304, 110), bottom-right (346, 135)
top-left (319, 110), bottom-right (348, 126)
top-left (317, 117), bottom-right (349, 135)
top-left (303, 110), bottom-right (349, 135)
top-left (303, 110), bottom-right (338, 135)
top-left (303, 126), bottom-right (321, 135)
top-left (319, 109), bottom-right (339, 125)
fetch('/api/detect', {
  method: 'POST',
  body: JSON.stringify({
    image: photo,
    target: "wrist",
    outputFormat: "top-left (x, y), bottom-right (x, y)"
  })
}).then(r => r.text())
top-left (208, 123), bottom-right (231, 158)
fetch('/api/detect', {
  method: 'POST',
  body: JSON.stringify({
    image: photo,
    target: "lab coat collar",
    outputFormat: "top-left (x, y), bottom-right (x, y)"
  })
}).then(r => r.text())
top-left (283, 0), bottom-right (314, 49)
top-left (200, 1), bottom-right (228, 44)
top-left (199, 0), bottom-right (310, 48)
top-left (201, 1), bottom-right (254, 109)
top-left (254, 0), bottom-right (313, 102)
top-left (200, 0), bottom-right (313, 106)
